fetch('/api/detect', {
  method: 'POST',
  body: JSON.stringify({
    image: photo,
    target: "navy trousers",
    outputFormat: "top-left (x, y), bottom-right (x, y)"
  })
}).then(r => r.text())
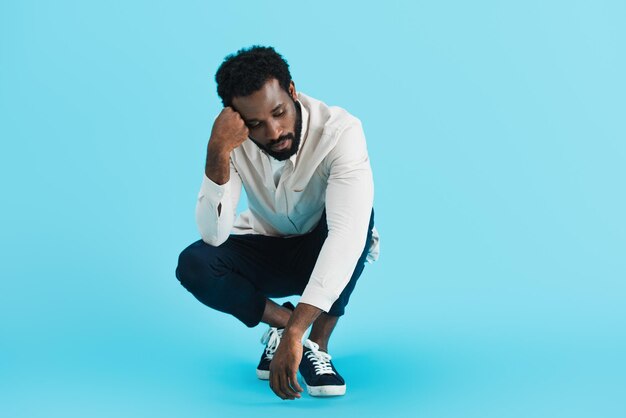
top-left (175, 209), bottom-right (375, 327)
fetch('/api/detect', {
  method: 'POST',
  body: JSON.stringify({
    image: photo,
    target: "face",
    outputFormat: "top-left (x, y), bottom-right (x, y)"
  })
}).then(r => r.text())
top-left (232, 78), bottom-right (302, 161)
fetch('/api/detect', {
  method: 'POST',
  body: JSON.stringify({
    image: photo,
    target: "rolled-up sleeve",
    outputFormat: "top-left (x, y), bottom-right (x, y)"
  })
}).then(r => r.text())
top-left (299, 121), bottom-right (374, 312)
top-left (195, 158), bottom-right (242, 246)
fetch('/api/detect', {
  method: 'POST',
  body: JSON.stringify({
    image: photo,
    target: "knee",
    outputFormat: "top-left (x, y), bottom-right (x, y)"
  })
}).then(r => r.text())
top-left (175, 240), bottom-right (214, 291)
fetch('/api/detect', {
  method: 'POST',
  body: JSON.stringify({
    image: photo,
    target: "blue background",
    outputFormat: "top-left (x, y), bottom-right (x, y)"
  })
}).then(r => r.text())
top-left (1, 1), bottom-right (625, 416)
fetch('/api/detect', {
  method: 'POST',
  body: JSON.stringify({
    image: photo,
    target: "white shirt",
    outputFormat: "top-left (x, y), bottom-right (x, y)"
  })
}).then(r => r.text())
top-left (269, 157), bottom-right (286, 187)
top-left (195, 92), bottom-right (380, 312)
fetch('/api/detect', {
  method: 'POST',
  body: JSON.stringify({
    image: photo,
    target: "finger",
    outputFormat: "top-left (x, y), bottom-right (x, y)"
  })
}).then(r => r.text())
top-left (223, 107), bottom-right (242, 121)
top-left (277, 372), bottom-right (291, 400)
top-left (225, 106), bottom-right (243, 119)
top-left (223, 107), bottom-right (238, 119)
top-left (281, 371), bottom-right (300, 399)
top-left (269, 371), bottom-right (283, 399)
top-left (283, 373), bottom-right (298, 400)
top-left (272, 376), bottom-right (287, 400)
top-left (271, 369), bottom-right (287, 400)
top-left (290, 370), bottom-right (303, 394)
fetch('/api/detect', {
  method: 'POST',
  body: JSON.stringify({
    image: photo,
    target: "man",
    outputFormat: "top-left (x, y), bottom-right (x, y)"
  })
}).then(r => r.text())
top-left (175, 46), bottom-right (379, 400)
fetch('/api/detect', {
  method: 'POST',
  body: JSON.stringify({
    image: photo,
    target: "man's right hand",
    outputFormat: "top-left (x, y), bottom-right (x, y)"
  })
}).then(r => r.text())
top-left (208, 107), bottom-right (249, 155)
top-left (205, 107), bottom-right (249, 185)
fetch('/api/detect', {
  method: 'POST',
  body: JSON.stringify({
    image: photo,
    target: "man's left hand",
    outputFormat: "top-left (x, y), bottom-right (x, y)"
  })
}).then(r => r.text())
top-left (269, 334), bottom-right (304, 400)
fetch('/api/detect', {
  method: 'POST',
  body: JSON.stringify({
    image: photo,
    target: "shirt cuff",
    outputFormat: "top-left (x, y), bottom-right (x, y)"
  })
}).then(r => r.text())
top-left (199, 174), bottom-right (228, 204)
top-left (299, 285), bottom-right (336, 313)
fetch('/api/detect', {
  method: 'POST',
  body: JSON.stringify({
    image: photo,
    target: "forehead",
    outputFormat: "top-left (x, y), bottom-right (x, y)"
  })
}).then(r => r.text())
top-left (232, 78), bottom-right (289, 119)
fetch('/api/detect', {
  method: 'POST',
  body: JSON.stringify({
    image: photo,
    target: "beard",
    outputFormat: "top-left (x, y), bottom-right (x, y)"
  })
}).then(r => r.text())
top-left (250, 100), bottom-right (302, 161)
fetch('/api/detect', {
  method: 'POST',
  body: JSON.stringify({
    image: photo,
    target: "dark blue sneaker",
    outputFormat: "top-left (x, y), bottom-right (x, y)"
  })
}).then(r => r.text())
top-left (256, 327), bottom-right (283, 380)
top-left (256, 302), bottom-right (295, 380)
top-left (299, 338), bottom-right (346, 396)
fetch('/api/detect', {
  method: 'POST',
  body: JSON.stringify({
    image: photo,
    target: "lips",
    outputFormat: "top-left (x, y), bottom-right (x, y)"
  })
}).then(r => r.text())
top-left (271, 139), bottom-right (291, 151)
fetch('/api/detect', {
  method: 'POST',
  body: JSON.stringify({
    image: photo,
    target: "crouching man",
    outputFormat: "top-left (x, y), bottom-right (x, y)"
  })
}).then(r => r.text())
top-left (176, 45), bottom-right (379, 400)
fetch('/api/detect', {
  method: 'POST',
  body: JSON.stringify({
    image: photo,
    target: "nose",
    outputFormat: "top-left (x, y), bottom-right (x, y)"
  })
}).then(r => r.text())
top-left (266, 118), bottom-right (283, 140)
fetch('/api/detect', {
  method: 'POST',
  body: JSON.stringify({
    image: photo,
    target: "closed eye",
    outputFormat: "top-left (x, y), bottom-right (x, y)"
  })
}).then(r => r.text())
top-left (246, 108), bottom-right (285, 129)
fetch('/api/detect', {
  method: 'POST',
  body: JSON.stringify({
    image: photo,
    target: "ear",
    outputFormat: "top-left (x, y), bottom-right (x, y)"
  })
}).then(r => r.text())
top-left (289, 80), bottom-right (297, 101)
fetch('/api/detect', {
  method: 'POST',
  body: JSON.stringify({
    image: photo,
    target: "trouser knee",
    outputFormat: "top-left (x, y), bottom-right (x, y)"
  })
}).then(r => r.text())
top-left (175, 240), bottom-right (216, 292)
top-left (174, 239), bottom-right (264, 327)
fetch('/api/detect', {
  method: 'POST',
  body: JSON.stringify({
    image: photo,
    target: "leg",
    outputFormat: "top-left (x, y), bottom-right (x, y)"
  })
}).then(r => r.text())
top-left (175, 234), bottom-right (305, 328)
top-left (308, 313), bottom-right (339, 352)
top-left (261, 299), bottom-right (292, 328)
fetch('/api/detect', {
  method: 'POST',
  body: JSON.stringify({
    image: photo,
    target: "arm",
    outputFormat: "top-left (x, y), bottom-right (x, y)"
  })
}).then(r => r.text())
top-left (195, 107), bottom-right (248, 246)
top-left (300, 120), bottom-right (374, 311)
top-left (195, 156), bottom-right (242, 246)
top-left (269, 302), bottom-right (320, 399)
top-left (268, 121), bottom-right (374, 400)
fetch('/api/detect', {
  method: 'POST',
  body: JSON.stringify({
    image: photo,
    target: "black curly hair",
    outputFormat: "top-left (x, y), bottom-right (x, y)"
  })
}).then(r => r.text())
top-left (215, 46), bottom-right (292, 107)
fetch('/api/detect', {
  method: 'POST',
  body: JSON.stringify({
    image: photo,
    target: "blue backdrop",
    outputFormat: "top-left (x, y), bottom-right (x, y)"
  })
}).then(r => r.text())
top-left (1, 1), bottom-right (624, 417)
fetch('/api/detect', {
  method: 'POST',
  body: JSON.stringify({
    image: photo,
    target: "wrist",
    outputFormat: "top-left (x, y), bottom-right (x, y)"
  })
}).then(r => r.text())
top-left (207, 140), bottom-right (230, 160)
top-left (205, 146), bottom-right (231, 184)
top-left (281, 303), bottom-right (323, 341)
top-left (282, 327), bottom-right (305, 342)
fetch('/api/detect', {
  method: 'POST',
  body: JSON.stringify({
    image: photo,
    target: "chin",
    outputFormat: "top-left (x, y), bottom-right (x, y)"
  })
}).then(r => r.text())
top-left (269, 150), bottom-right (294, 161)
top-left (267, 141), bottom-right (299, 161)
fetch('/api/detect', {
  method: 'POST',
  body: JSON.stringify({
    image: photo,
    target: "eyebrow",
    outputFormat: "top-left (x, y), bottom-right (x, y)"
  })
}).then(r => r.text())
top-left (245, 103), bottom-right (284, 123)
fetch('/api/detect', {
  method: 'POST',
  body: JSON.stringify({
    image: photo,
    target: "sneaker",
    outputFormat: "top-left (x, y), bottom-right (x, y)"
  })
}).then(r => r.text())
top-left (256, 301), bottom-right (295, 380)
top-left (299, 338), bottom-right (346, 396)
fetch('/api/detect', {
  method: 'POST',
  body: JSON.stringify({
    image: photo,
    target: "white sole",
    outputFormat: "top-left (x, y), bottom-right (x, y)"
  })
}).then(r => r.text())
top-left (259, 370), bottom-right (346, 397)
top-left (306, 383), bottom-right (346, 397)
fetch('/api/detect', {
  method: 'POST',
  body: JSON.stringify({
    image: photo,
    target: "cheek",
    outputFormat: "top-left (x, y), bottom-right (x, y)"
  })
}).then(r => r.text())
top-left (249, 130), bottom-right (268, 145)
top-left (285, 114), bottom-right (297, 133)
